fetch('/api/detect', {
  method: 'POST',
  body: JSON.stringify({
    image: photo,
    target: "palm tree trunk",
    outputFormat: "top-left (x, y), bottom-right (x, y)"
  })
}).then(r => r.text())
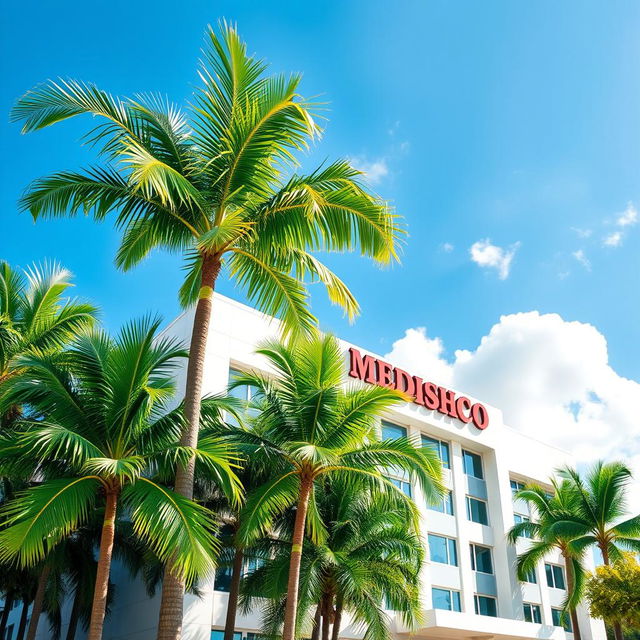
top-left (157, 253), bottom-right (221, 640)
top-left (26, 566), bottom-right (51, 640)
top-left (1, 591), bottom-right (15, 638)
top-left (283, 476), bottom-right (314, 640)
top-left (16, 598), bottom-right (30, 640)
top-left (64, 589), bottom-right (81, 640)
top-left (599, 546), bottom-right (624, 640)
top-left (223, 547), bottom-right (244, 640)
top-left (87, 489), bottom-right (118, 640)
top-left (562, 552), bottom-right (582, 640)
top-left (310, 604), bottom-right (321, 640)
top-left (331, 596), bottom-right (343, 640)
top-left (321, 593), bottom-right (331, 640)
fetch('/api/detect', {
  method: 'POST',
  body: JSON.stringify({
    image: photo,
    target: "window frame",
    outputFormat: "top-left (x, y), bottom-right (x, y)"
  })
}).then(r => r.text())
top-left (422, 435), bottom-right (451, 469)
top-left (432, 586), bottom-right (462, 612)
top-left (545, 563), bottom-right (566, 590)
top-left (470, 543), bottom-right (494, 575)
top-left (462, 449), bottom-right (484, 479)
top-left (474, 594), bottom-right (497, 617)
top-left (466, 495), bottom-right (489, 525)
top-left (428, 533), bottom-right (458, 566)
top-left (523, 602), bottom-right (542, 624)
top-left (551, 607), bottom-right (573, 632)
top-left (428, 489), bottom-right (454, 516)
top-left (382, 422), bottom-right (413, 497)
top-left (513, 513), bottom-right (533, 538)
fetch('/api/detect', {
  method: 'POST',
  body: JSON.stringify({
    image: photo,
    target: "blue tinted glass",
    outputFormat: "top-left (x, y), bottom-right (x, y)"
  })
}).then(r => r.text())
top-left (525, 568), bottom-right (537, 584)
top-left (383, 422), bottom-right (407, 440)
top-left (213, 566), bottom-right (232, 592)
top-left (545, 564), bottom-right (554, 587)
top-left (452, 591), bottom-right (461, 612)
top-left (447, 538), bottom-right (458, 566)
top-left (553, 565), bottom-right (565, 589)
top-left (428, 534), bottom-right (448, 564)
top-left (211, 632), bottom-right (240, 640)
top-left (473, 546), bottom-right (493, 574)
top-left (467, 497), bottom-right (488, 525)
top-left (476, 596), bottom-right (497, 617)
top-left (463, 451), bottom-right (483, 478)
top-left (432, 588), bottom-right (453, 610)
top-left (445, 491), bottom-right (454, 515)
top-left (440, 441), bottom-right (450, 468)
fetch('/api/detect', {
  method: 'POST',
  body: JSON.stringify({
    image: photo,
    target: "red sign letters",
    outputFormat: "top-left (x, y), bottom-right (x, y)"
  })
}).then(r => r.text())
top-left (348, 348), bottom-right (489, 430)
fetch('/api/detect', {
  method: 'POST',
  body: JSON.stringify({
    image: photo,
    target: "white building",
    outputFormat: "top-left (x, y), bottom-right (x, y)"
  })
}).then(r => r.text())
top-left (2, 294), bottom-right (607, 640)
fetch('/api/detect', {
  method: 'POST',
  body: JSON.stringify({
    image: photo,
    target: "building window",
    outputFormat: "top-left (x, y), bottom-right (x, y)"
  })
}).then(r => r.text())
top-left (462, 450), bottom-right (483, 479)
top-left (552, 608), bottom-right (573, 632)
top-left (211, 632), bottom-right (242, 640)
top-left (466, 496), bottom-right (489, 525)
top-left (513, 513), bottom-right (532, 537)
top-left (428, 534), bottom-right (458, 566)
top-left (545, 563), bottom-right (566, 590)
top-left (474, 595), bottom-right (497, 617)
top-left (382, 422), bottom-right (412, 497)
top-left (429, 489), bottom-right (454, 515)
top-left (523, 603), bottom-right (542, 623)
top-left (510, 479), bottom-right (525, 496)
top-left (432, 587), bottom-right (461, 612)
top-left (422, 435), bottom-right (450, 469)
top-left (523, 567), bottom-right (537, 584)
top-left (213, 566), bottom-right (233, 592)
top-left (382, 421), bottom-right (407, 440)
top-left (6, 625), bottom-right (14, 640)
top-left (470, 544), bottom-right (493, 574)
top-left (227, 368), bottom-right (259, 426)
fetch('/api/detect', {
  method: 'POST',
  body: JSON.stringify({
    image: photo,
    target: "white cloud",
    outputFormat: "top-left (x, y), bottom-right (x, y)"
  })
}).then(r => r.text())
top-left (469, 239), bottom-right (520, 280)
top-left (616, 202), bottom-right (638, 227)
top-left (571, 227), bottom-right (593, 238)
top-left (572, 249), bottom-right (591, 270)
top-left (349, 156), bottom-right (389, 185)
top-left (385, 312), bottom-right (640, 513)
top-left (441, 242), bottom-right (454, 253)
top-left (603, 231), bottom-right (623, 247)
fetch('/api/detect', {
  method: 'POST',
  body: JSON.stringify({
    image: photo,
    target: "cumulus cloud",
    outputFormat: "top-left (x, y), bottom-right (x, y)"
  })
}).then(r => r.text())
top-left (603, 231), bottom-right (623, 247)
top-left (385, 312), bottom-right (640, 513)
top-left (349, 156), bottom-right (389, 185)
top-left (469, 239), bottom-right (520, 280)
top-left (572, 249), bottom-right (591, 270)
top-left (616, 202), bottom-right (638, 227)
top-left (441, 242), bottom-right (454, 253)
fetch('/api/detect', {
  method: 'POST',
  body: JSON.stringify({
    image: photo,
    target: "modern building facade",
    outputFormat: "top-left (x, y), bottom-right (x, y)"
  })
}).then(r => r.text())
top-left (3, 294), bottom-right (607, 640)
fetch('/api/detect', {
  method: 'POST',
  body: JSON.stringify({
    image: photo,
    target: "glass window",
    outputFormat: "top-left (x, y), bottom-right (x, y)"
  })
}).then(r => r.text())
top-left (428, 534), bottom-right (458, 566)
top-left (213, 566), bottom-right (233, 592)
top-left (422, 435), bottom-right (450, 469)
top-left (388, 475), bottom-right (412, 498)
top-left (6, 625), bottom-right (14, 640)
top-left (513, 513), bottom-right (532, 537)
top-left (382, 421), bottom-right (407, 440)
top-left (523, 603), bottom-right (542, 623)
top-left (466, 496), bottom-right (489, 525)
top-left (227, 368), bottom-right (259, 426)
top-left (429, 490), bottom-right (454, 515)
top-left (523, 567), bottom-right (537, 584)
top-left (474, 595), bottom-right (497, 617)
top-left (552, 608), bottom-right (573, 632)
top-left (463, 450), bottom-right (483, 478)
top-left (211, 632), bottom-right (242, 640)
top-left (545, 563), bottom-right (566, 589)
top-left (470, 544), bottom-right (493, 574)
top-left (432, 587), bottom-right (462, 612)
top-left (510, 479), bottom-right (525, 496)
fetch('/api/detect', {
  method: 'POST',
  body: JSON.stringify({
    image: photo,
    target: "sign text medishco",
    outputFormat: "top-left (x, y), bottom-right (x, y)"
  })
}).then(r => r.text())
top-left (348, 348), bottom-right (489, 430)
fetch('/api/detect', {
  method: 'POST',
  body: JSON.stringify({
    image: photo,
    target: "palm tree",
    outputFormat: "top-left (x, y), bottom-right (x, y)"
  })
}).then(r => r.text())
top-left (0, 316), bottom-right (241, 640)
top-left (241, 480), bottom-right (424, 640)
top-left (561, 462), bottom-right (640, 640)
top-left (507, 479), bottom-right (586, 640)
top-left (12, 26), bottom-right (402, 637)
top-left (0, 260), bottom-right (97, 426)
top-left (223, 333), bottom-right (443, 640)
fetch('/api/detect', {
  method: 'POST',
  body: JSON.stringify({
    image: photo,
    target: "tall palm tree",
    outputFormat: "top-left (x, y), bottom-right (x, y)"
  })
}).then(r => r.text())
top-left (507, 479), bottom-right (586, 640)
top-left (12, 26), bottom-right (402, 638)
top-left (241, 481), bottom-right (424, 640)
top-left (223, 333), bottom-right (443, 640)
top-left (561, 462), bottom-right (640, 640)
top-left (0, 316), bottom-right (241, 640)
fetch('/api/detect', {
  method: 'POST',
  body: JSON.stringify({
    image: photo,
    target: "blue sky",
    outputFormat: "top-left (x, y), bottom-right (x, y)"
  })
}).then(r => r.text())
top-left (1, 0), bottom-right (639, 384)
